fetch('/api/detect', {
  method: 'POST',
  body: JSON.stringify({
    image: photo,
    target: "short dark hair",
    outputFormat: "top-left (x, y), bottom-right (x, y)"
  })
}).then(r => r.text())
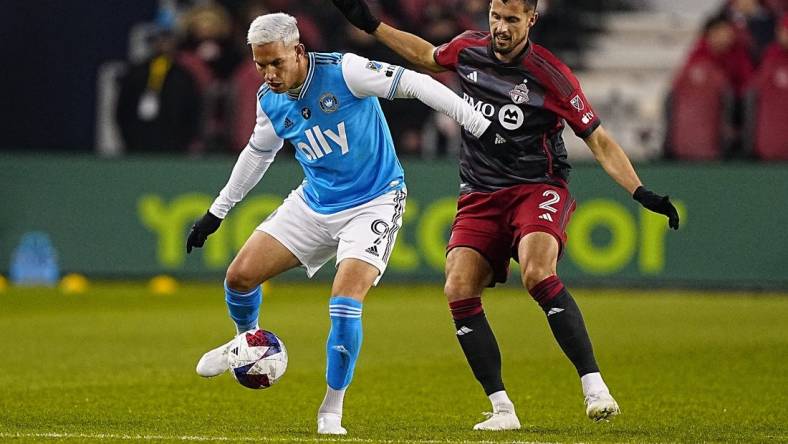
top-left (702, 14), bottom-right (732, 34)
top-left (500, 0), bottom-right (538, 12)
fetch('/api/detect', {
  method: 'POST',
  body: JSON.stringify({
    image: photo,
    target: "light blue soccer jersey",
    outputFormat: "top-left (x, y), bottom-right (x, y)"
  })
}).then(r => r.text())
top-left (251, 52), bottom-right (406, 214)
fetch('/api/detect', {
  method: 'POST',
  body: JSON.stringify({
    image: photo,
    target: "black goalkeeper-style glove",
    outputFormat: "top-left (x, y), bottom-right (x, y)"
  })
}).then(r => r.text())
top-left (633, 186), bottom-right (680, 230)
top-left (186, 211), bottom-right (223, 253)
top-left (331, 0), bottom-right (381, 33)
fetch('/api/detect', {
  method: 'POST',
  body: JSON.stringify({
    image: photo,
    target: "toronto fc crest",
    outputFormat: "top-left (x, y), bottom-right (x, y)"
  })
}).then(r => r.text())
top-left (509, 79), bottom-right (530, 104)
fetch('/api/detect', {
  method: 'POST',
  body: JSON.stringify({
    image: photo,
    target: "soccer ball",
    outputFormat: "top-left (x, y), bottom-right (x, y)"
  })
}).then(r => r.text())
top-left (228, 329), bottom-right (288, 389)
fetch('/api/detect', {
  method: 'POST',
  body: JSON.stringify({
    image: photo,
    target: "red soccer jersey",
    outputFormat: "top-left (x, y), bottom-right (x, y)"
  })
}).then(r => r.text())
top-left (434, 31), bottom-right (601, 193)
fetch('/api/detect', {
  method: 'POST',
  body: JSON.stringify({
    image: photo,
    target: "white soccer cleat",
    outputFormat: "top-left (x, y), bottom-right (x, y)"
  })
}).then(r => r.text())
top-left (195, 338), bottom-right (235, 377)
top-left (473, 409), bottom-right (521, 431)
top-left (317, 413), bottom-right (347, 435)
top-left (585, 391), bottom-right (620, 422)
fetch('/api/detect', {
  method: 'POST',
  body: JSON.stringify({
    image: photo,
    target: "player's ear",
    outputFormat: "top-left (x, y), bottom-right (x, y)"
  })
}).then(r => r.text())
top-left (294, 43), bottom-right (306, 57)
top-left (529, 11), bottom-right (539, 28)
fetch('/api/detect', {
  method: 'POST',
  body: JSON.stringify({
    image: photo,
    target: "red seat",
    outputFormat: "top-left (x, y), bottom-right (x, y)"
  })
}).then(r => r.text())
top-left (751, 57), bottom-right (788, 160)
top-left (176, 51), bottom-right (215, 93)
top-left (667, 59), bottom-right (734, 160)
top-left (764, 0), bottom-right (788, 14)
top-left (229, 63), bottom-right (263, 153)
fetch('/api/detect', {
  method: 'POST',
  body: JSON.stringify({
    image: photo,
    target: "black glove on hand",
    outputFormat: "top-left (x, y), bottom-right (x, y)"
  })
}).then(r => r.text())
top-left (633, 186), bottom-right (680, 230)
top-left (331, 0), bottom-right (381, 33)
top-left (186, 211), bottom-right (222, 253)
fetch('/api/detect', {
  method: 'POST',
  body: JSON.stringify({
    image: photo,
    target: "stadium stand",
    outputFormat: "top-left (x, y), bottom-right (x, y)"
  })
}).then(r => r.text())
top-left (561, 8), bottom-right (703, 160)
top-left (747, 15), bottom-right (788, 160)
top-left (666, 59), bottom-right (734, 160)
top-left (228, 61), bottom-right (262, 152)
top-left (92, 0), bottom-right (786, 161)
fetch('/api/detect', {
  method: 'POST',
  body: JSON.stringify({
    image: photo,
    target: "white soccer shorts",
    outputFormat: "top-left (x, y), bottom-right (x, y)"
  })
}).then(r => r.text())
top-left (257, 186), bottom-right (406, 285)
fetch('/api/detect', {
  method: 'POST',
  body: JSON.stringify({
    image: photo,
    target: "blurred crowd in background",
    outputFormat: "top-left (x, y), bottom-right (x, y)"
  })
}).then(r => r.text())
top-left (2, 0), bottom-right (787, 160)
top-left (667, 0), bottom-right (788, 160)
top-left (110, 0), bottom-right (630, 159)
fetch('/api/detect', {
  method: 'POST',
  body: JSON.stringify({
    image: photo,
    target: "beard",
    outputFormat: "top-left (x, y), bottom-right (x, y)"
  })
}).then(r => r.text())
top-left (493, 41), bottom-right (513, 54)
top-left (493, 34), bottom-right (525, 54)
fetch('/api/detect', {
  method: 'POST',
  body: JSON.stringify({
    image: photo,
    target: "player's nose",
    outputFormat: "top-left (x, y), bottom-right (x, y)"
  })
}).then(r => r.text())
top-left (260, 65), bottom-right (274, 78)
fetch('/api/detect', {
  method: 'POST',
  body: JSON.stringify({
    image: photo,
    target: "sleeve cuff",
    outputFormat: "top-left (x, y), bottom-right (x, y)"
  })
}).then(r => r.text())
top-left (385, 66), bottom-right (406, 100)
top-left (576, 119), bottom-right (601, 139)
top-left (248, 140), bottom-right (274, 153)
top-left (433, 47), bottom-right (453, 71)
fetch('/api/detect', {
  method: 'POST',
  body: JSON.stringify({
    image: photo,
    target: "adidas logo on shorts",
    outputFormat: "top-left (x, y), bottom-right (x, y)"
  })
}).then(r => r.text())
top-left (538, 213), bottom-right (553, 222)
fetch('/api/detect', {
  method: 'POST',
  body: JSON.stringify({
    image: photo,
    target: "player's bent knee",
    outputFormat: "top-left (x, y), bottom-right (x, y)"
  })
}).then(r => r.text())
top-left (522, 265), bottom-right (555, 291)
top-left (224, 267), bottom-right (261, 293)
top-left (444, 279), bottom-right (481, 303)
top-left (332, 258), bottom-right (379, 300)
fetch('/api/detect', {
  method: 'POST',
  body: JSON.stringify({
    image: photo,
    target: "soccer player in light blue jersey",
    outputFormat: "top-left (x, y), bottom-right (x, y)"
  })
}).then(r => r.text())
top-left (184, 12), bottom-right (505, 435)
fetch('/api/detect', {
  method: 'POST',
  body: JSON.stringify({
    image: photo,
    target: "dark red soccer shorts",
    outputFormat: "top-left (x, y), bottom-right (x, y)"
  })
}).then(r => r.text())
top-left (447, 182), bottom-right (576, 285)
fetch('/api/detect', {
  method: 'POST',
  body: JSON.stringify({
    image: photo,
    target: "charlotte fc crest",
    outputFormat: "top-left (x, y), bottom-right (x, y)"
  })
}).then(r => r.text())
top-left (319, 92), bottom-right (339, 113)
top-left (509, 79), bottom-right (530, 105)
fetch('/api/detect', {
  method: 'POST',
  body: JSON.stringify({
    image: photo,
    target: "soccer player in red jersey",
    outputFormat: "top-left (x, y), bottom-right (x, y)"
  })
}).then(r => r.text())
top-left (333, 0), bottom-right (680, 430)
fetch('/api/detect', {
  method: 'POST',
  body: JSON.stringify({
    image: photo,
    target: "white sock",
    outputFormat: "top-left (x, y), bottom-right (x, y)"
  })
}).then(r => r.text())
top-left (318, 386), bottom-right (346, 416)
top-left (581, 372), bottom-right (609, 396)
top-left (488, 390), bottom-right (514, 412)
top-left (235, 323), bottom-right (259, 335)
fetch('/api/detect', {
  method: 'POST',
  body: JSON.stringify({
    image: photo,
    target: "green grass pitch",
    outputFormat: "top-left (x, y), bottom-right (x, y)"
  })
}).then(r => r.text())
top-left (1, 282), bottom-right (786, 443)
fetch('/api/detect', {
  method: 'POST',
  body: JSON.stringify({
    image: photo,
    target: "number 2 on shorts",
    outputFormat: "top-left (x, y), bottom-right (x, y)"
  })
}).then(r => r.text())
top-left (538, 190), bottom-right (561, 213)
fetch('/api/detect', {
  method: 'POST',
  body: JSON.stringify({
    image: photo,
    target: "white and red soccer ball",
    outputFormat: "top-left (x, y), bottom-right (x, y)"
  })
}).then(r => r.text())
top-left (228, 329), bottom-right (288, 389)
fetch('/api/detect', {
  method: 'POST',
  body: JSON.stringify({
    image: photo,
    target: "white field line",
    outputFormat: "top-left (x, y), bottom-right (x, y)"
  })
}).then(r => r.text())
top-left (0, 432), bottom-right (555, 444)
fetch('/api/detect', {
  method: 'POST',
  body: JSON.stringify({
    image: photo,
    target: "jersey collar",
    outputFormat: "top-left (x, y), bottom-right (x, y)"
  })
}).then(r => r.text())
top-left (487, 39), bottom-right (532, 66)
top-left (288, 52), bottom-right (316, 101)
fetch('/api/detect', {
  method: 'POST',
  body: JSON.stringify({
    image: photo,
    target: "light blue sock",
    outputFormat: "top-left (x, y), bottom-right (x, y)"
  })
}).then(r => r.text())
top-left (224, 280), bottom-right (262, 334)
top-left (326, 296), bottom-right (363, 390)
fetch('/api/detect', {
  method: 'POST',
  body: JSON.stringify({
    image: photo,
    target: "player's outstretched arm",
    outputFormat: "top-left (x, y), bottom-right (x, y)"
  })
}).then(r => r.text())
top-left (393, 68), bottom-right (518, 148)
top-left (332, 0), bottom-right (444, 72)
top-left (584, 126), bottom-right (679, 229)
top-left (342, 53), bottom-right (509, 142)
top-left (392, 68), bottom-right (490, 135)
top-left (392, 66), bottom-right (520, 150)
top-left (375, 23), bottom-right (445, 73)
top-left (584, 126), bottom-right (641, 193)
top-left (186, 143), bottom-right (281, 253)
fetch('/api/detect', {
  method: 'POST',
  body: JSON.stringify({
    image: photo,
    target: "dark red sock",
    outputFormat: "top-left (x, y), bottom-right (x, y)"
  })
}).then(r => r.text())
top-left (449, 297), bottom-right (483, 320)
top-left (529, 275), bottom-right (565, 307)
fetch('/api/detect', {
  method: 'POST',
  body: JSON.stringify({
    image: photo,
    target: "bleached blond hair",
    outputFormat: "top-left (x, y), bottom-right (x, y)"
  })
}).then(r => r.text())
top-left (246, 13), bottom-right (300, 46)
